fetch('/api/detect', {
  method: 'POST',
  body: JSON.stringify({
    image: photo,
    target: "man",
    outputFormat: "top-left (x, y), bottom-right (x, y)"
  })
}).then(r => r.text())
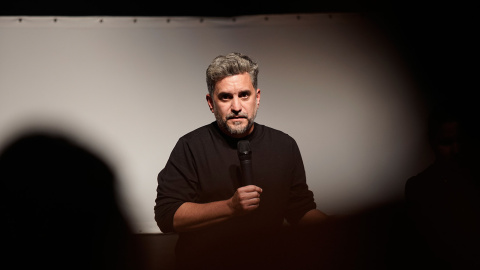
top-left (154, 52), bottom-right (327, 270)
top-left (405, 107), bottom-right (480, 269)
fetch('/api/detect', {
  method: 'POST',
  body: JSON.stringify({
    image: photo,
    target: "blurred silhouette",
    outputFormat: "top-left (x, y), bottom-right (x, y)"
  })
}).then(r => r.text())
top-left (285, 104), bottom-right (480, 270)
top-left (405, 105), bottom-right (480, 269)
top-left (0, 130), bottom-right (148, 270)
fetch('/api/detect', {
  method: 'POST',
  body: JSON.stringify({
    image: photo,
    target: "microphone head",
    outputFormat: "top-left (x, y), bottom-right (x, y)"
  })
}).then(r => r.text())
top-left (237, 140), bottom-right (251, 159)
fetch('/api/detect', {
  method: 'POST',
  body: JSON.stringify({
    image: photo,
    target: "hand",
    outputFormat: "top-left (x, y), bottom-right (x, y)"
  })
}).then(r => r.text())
top-left (228, 185), bottom-right (263, 216)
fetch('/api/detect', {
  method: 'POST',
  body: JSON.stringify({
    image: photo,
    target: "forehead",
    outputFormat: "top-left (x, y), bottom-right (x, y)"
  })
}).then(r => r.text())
top-left (439, 121), bottom-right (459, 137)
top-left (214, 73), bottom-right (253, 93)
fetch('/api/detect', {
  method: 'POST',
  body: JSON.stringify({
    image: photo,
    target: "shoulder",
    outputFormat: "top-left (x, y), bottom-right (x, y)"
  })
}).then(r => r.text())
top-left (255, 123), bottom-right (295, 142)
top-left (165, 123), bottom-right (218, 161)
top-left (253, 124), bottom-right (300, 155)
top-left (180, 124), bottom-right (211, 139)
top-left (254, 124), bottom-right (298, 149)
top-left (405, 164), bottom-right (435, 195)
top-left (180, 123), bottom-right (213, 141)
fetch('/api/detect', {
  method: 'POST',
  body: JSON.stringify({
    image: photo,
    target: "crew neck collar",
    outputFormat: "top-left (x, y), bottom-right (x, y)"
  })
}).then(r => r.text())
top-left (212, 121), bottom-right (260, 148)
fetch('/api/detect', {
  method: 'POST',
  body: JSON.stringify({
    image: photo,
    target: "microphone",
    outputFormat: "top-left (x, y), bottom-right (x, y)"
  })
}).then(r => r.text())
top-left (237, 140), bottom-right (253, 186)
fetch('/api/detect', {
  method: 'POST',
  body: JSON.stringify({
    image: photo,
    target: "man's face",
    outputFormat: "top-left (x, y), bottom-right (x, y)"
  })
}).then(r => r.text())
top-left (206, 72), bottom-right (260, 138)
top-left (434, 121), bottom-right (461, 165)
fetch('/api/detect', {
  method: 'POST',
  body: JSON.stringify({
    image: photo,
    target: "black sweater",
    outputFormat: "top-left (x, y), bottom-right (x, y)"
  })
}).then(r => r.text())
top-left (154, 122), bottom-right (316, 268)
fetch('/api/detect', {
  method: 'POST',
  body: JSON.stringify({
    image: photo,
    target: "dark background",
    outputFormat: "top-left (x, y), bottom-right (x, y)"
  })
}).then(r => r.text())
top-left (0, 1), bottom-right (417, 17)
top-left (1, 3), bottom-right (476, 269)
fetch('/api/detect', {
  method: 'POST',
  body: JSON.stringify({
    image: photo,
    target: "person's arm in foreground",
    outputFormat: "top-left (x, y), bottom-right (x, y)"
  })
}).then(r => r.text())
top-left (173, 185), bottom-right (263, 232)
top-left (297, 209), bottom-right (328, 226)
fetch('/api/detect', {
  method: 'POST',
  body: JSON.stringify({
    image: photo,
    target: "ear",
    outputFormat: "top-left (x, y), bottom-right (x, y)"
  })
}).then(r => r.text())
top-left (206, 94), bottom-right (214, 113)
top-left (256, 89), bottom-right (261, 107)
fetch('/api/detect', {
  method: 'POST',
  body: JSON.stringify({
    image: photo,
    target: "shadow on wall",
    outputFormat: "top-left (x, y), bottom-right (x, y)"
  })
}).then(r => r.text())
top-left (0, 129), bottom-right (150, 270)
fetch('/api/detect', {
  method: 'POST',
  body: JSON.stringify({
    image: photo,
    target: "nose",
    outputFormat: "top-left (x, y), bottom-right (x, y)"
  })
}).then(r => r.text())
top-left (452, 142), bottom-right (460, 155)
top-left (231, 96), bottom-right (242, 113)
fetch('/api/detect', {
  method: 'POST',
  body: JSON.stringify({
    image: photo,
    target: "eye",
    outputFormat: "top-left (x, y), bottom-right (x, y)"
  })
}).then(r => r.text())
top-left (218, 93), bottom-right (232, 101)
top-left (239, 91), bottom-right (250, 99)
top-left (438, 138), bottom-right (456, 146)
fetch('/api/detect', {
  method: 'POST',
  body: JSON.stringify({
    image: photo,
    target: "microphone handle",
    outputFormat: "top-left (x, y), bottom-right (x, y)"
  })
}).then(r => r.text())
top-left (240, 159), bottom-right (253, 186)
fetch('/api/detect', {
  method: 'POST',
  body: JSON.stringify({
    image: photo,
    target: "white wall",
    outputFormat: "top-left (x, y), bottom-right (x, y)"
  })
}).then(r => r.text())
top-left (0, 14), bottom-right (432, 233)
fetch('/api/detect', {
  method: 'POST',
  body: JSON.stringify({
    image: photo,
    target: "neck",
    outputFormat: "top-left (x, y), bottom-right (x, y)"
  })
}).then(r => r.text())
top-left (216, 122), bottom-right (255, 139)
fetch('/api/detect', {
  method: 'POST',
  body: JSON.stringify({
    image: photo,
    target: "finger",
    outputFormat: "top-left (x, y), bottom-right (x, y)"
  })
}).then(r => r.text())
top-left (242, 199), bottom-right (260, 210)
top-left (244, 196), bottom-right (261, 206)
top-left (238, 192), bottom-right (258, 201)
top-left (239, 190), bottom-right (262, 200)
top-left (238, 185), bottom-right (262, 193)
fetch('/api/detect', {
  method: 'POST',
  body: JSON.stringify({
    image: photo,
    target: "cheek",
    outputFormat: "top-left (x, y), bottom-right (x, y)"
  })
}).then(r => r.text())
top-left (437, 146), bottom-right (454, 156)
top-left (249, 101), bottom-right (259, 112)
top-left (214, 104), bottom-right (229, 117)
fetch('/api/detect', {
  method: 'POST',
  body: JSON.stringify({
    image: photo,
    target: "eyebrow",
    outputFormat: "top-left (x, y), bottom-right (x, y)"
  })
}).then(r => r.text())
top-left (238, 90), bottom-right (251, 95)
top-left (216, 89), bottom-right (252, 96)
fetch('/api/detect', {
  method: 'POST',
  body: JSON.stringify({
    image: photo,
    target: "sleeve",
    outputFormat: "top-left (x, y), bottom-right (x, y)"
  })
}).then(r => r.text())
top-left (284, 139), bottom-right (317, 225)
top-left (154, 138), bottom-right (199, 233)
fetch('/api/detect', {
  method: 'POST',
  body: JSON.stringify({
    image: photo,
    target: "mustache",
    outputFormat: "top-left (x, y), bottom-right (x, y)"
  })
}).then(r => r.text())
top-left (226, 113), bottom-right (248, 120)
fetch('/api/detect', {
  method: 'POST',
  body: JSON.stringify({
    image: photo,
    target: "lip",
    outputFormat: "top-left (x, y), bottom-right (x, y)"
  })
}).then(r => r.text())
top-left (228, 117), bottom-right (246, 121)
top-left (228, 115), bottom-right (247, 120)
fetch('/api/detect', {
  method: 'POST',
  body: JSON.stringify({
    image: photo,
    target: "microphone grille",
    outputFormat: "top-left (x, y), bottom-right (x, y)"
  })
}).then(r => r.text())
top-left (237, 140), bottom-right (251, 155)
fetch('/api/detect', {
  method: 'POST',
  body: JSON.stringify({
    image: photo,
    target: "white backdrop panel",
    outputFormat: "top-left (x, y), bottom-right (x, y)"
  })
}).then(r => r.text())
top-left (0, 14), bottom-right (432, 233)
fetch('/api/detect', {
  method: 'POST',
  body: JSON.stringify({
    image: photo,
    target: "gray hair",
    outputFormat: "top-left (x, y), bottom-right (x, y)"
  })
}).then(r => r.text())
top-left (206, 52), bottom-right (259, 96)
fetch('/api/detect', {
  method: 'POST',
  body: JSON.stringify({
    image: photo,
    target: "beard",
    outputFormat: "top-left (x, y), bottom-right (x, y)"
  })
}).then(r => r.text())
top-left (214, 108), bottom-right (257, 137)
